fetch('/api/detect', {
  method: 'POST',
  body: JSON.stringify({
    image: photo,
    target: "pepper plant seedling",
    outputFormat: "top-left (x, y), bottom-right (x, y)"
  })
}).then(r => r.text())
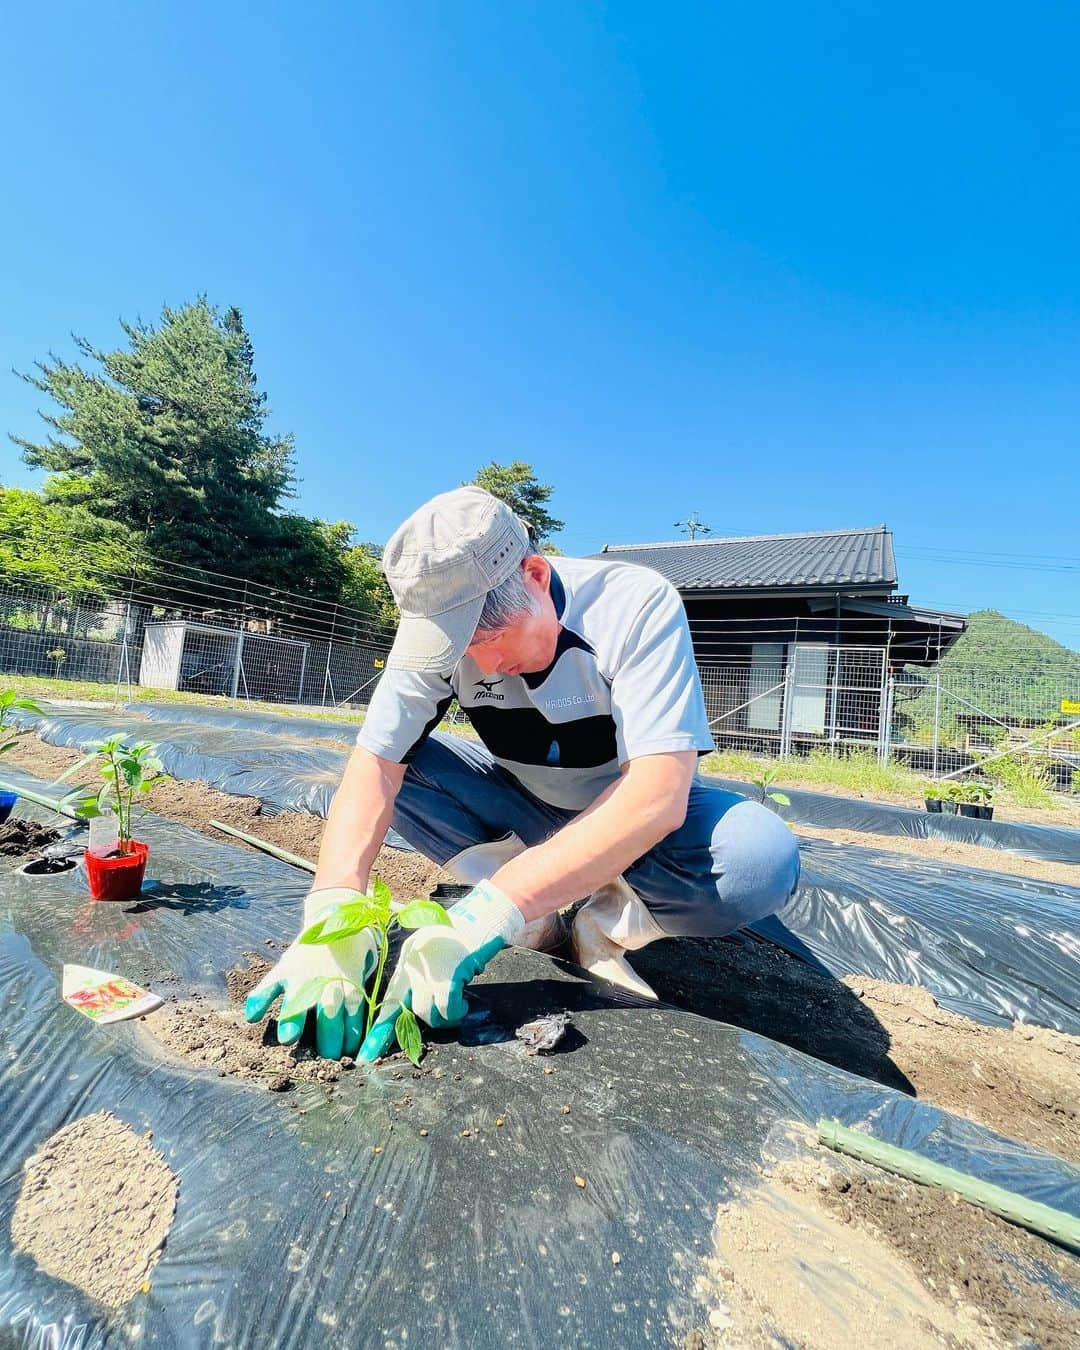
top-left (295, 878), bottom-right (452, 1065)
top-left (751, 765), bottom-right (791, 809)
top-left (58, 736), bottom-right (166, 849)
top-left (0, 689), bottom-right (44, 755)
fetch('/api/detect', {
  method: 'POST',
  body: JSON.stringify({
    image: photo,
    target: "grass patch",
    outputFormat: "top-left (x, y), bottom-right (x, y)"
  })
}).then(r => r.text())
top-left (700, 745), bottom-right (1075, 817)
top-left (0, 673), bottom-right (370, 725)
top-left (984, 755), bottom-right (1057, 809)
top-left (701, 748), bottom-right (930, 799)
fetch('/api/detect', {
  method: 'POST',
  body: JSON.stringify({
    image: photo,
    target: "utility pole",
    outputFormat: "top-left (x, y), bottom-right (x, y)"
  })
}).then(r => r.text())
top-left (674, 512), bottom-right (712, 542)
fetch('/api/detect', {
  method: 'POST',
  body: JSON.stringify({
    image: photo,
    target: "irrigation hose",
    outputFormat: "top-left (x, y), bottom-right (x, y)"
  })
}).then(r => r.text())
top-left (0, 779), bottom-right (80, 821)
top-left (818, 1119), bottom-right (1080, 1251)
top-left (208, 818), bottom-right (316, 874)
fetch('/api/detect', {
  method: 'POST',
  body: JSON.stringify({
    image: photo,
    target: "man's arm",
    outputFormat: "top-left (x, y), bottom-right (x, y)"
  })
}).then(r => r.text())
top-left (489, 750), bottom-right (697, 921)
top-left (311, 746), bottom-right (407, 897)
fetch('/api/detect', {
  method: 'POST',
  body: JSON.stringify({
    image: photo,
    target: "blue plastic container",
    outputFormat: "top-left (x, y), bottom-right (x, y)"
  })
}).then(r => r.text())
top-left (0, 790), bottom-right (17, 825)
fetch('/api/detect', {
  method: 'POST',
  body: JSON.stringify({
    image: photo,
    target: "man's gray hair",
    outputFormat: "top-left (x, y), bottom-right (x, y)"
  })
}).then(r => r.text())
top-left (474, 549), bottom-right (540, 636)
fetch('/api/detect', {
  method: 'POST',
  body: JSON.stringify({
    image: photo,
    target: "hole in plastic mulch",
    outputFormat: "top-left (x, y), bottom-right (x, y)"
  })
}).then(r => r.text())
top-left (19, 856), bottom-right (79, 877)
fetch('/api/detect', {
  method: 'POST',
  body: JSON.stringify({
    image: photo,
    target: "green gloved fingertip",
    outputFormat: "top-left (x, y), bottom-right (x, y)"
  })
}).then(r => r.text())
top-left (244, 983), bottom-right (283, 1023)
top-left (316, 1005), bottom-right (346, 1060)
top-left (276, 1011), bottom-right (306, 1045)
top-left (343, 1005), bottom-right (366, 1059)
top-left (357, 1016), bottom-right (398, 1063)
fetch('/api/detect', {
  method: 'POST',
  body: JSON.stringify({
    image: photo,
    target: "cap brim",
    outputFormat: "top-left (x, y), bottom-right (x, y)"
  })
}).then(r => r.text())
top-left (386, 594), bottom-right (486, 674)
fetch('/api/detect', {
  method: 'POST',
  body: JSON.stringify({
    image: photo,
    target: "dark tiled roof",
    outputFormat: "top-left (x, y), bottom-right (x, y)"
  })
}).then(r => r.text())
top-left (595, 526), bottom-right (896, 591)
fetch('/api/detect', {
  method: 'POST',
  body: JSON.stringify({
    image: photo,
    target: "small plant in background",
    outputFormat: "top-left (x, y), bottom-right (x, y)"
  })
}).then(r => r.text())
top-left (987, 753), bottom-right (1055, 809)
top-left (751, 765), bottom-right (791, 809)
top-left (0, 689), bottom-right (44, 755)
top-left (293, 880), bottom-right (452, 1065)
top-left (61, 736), bottom-right (166, 851)
top-left (46, 647), bottom-right (67, 678)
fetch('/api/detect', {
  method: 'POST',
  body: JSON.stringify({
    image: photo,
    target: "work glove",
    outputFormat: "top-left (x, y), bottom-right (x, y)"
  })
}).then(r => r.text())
top-left (244, 888), bottom-right (379, 1060)
top-left (357, 880), bottom-right (525, 1062)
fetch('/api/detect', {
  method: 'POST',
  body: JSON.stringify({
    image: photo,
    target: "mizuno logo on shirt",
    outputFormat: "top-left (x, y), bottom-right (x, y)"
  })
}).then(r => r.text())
top-left (473, 678), bottom-right (505, 701)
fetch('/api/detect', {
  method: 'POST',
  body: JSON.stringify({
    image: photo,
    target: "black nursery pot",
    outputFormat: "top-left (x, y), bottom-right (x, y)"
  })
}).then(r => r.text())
top-left (978, 805), bottom-right (994, 821)
top-left (958, 802), bottom-right (980, 819)
top-left (925, 797), bottom-right (942, 814)
top-left (940, 799), bottom-right (958, 815)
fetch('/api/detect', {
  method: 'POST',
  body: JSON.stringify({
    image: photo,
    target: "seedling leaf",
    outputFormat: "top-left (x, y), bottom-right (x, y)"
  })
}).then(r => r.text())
top-left (279, 975), bottom-right (338, 1020)
top-left (395, 899), bottom-right (452, 930)
top-left (768, 791), bottom-right (791, 807)
top-left (299, 900), bottom-right (382, 945)
top-left (52, 751), bottom-right (99, 784)
top-left (370, 876), bottom-right (393, 920)
top-left (395, 1006), bottom-right (423, 1065)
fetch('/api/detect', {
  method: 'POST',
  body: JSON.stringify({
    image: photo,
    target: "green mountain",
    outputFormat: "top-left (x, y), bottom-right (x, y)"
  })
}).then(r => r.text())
top-left (904, 610), bottom-right (1080, 735)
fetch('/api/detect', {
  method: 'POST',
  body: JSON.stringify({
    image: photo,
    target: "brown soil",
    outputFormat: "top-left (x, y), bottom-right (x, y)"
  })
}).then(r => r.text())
top-left (635, 937), bottom-right (1080, 1161)
top-left (11, 1110), bottom-right (178, 1308)
top-left (687, 1159), bottom-right (991, 1349)
top-left (689, 1154), bottom-right (1080, 1349)
top-left (794, 821), bottom-right (1079, 888)
top-left (142, 955), bottom-right (356, 1091)
top-left (802, 1157), bottom-right (1080, 1349)
top-left (150, 776), bottom-right (452, 898)
top-left (0, 818), bottom-right (62, 858)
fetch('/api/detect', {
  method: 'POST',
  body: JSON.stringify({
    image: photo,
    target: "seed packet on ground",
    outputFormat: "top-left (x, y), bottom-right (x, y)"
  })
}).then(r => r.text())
top-left (62, 965), bottom-right (163, 1023)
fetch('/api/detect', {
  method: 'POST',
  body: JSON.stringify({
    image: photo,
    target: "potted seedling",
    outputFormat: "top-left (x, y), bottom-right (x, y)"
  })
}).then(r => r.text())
top-left (961, 782), bottom-right (994, 820)
top-left (751, 765), bottom-right (791, 811)
top-left (0, 689), bottom-right (45, 824)
top-left (61, 737), bottom-right (165, 901)
top-left (939, 782), bottom-right (963, 815)
top-left (924, 783), bottom-right (944, 814)
top-left (295, 880), bottom-right (452, 1065)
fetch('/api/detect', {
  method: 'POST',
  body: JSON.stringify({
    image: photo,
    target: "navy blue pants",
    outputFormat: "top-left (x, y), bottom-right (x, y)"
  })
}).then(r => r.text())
top-left (391, 733), bottom-right (800, 938)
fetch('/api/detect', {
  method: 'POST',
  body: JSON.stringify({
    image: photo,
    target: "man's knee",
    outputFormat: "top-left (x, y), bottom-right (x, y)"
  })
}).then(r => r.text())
top-left (710, 799), bottom-right (800, 930)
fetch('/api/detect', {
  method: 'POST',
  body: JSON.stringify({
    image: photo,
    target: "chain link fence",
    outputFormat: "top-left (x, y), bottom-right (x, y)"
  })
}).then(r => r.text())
top-left (700, 643), bottom-right (1078, 792)
top-left (0, 572), bottom-right (391, 711)
top-left (1, 569), bottom-right (1077, 790)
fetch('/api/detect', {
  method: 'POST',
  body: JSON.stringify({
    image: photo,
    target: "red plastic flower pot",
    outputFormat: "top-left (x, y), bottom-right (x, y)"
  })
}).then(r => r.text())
top-left (84, 840), bottom-right (149, 902)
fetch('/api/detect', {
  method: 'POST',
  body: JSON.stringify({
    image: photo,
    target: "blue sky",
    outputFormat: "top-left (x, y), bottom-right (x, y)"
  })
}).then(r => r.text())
top-left (1, 3), bottom-right (1078, 647)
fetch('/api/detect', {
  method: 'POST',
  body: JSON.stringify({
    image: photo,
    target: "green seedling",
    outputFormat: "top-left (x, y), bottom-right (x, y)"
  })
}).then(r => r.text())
top-left (58, 735), bottom-right (166, 849)
top-left (295, 879), bottom-right (452, 1066)
top-left (751, 765), bottom-right (791, 809)
top-left (0, 689), bottom-right (44, 755)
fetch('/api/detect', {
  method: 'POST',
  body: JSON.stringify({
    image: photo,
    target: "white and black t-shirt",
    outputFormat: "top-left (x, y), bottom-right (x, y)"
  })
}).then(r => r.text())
top-left (356, 557), bottom-right (713, 810)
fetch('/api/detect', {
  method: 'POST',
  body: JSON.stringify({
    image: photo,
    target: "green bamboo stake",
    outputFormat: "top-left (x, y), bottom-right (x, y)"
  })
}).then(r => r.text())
top-left (0, 779), bottom-right (79, 820)
top-left (208, 818), bottom-right (316, 874)
top-left (818, 1119), bottom-right (1080, 1251)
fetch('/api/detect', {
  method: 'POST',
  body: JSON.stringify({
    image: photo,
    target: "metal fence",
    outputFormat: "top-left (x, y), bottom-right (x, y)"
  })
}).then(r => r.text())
top-left (1, 568), bottom-right (1077, 789)
top-left (0, 570), bottom-right (392, 711)
top-left (700, 643), bottom-right (1079, 790)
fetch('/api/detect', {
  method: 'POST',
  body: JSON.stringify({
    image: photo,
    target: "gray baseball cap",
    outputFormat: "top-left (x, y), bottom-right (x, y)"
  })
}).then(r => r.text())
top-left (382, 487), bottom-right (531, 672)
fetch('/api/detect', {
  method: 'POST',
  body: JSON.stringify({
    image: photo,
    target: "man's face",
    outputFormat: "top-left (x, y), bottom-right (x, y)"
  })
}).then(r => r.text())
top-left (465, 556), bottom-right (561, 677)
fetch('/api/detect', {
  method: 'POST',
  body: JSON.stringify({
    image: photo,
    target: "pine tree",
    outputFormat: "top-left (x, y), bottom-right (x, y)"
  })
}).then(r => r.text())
top-left (468, 460), bottom-right (564, 545)
top-left (13, 299), bottom-right (294, 579)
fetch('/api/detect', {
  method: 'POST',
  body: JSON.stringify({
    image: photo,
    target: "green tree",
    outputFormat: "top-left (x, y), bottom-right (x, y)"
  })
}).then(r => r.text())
top-left (12, 299), bottom-right (294, 580)
top-left (467, 460), bottom-right (564, 546)
top-left (0, 485), bottom-right (135, 597)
